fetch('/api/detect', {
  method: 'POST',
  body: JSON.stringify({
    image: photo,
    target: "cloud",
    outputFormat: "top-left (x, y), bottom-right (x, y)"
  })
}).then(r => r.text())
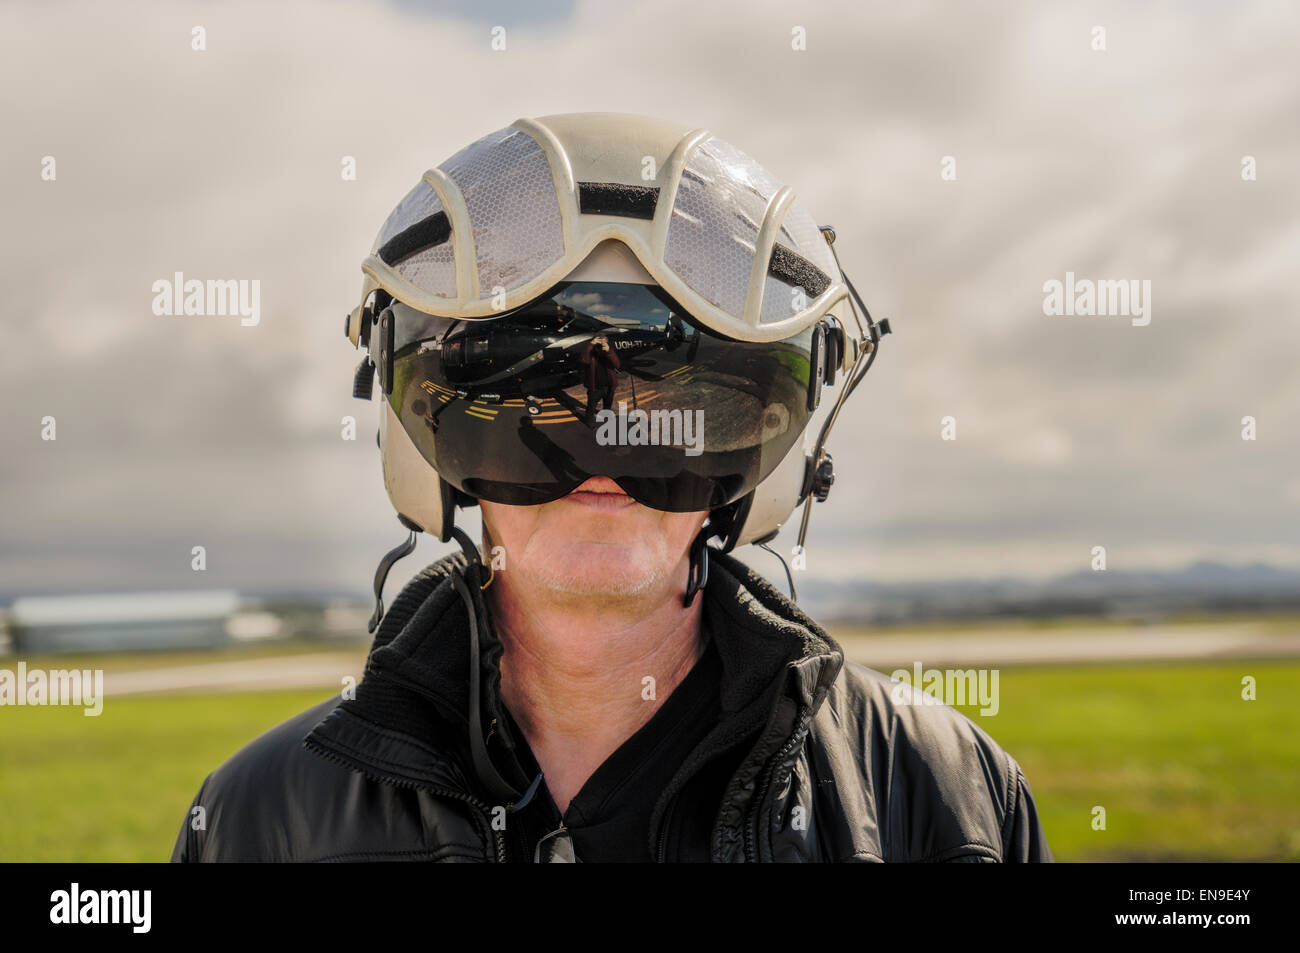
top-left (1, 0), bottom-right (1297, 596)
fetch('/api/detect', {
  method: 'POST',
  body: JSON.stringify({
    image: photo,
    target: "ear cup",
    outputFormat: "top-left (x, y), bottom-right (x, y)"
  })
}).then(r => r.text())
top-left (823, 319), bottom-right (842, 386)
top-left (807, 323), bottom-right (825, 412)
top-left (375, 307), bottom-right (395, 396)
top-left (726, 433), bottom-right (811, 548)
top-left (380, 400), bottom-right (448, 539)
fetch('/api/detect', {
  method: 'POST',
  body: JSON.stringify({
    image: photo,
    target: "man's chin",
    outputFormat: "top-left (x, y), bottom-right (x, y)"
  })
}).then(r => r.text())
top-left (528, 541), bottom-right (664, 597)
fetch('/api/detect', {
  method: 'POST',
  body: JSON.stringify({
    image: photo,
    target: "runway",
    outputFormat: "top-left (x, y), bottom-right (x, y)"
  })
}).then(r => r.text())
top-left (83, 620), bottom-right (1300, 697)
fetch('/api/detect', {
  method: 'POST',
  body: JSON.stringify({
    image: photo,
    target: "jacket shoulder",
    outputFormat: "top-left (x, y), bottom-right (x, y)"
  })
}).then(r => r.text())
top-left (171, 696), bottom-right (390, 862)
top-left (809, 661), bottom-right (1050, 862)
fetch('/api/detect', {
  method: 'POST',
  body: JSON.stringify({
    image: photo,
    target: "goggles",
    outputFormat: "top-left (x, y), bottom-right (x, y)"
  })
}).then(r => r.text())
top-left (375, 281), bottom-right (835, 513)
top-left (348, 121), bottom-right (856, 347)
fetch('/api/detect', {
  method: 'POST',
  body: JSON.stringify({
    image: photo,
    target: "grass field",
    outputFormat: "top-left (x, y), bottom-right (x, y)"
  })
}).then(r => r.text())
top-left (1, 657), bottom-right (1297, 861)
top-left (947, 660), bottom-right (1300, 861)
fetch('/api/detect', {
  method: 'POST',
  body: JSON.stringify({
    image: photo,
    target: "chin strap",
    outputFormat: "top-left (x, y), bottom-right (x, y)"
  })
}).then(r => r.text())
top-left (367, 517), bottom-right (420, 634)
top-left (683, 526), bottom-right (711, 608)
top-left (448, 526), bottom-right (544, 814)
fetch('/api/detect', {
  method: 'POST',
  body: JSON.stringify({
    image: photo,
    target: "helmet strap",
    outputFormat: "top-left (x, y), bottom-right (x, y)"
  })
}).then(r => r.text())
top-left (705, 492), bottom-right (754, 553)
top-left (448, 525), bottom-right (545, 812)
top-left (682, 526), bottom-right (711, 608)
top-left (366, 514), bottom-right (422, 634)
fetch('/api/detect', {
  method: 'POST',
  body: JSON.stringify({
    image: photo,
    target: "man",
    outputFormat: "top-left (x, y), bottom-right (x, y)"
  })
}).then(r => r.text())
top-left (171, 113), bottom-right (1051, 862)
top-left (580, 334), bottom-right (619, 424)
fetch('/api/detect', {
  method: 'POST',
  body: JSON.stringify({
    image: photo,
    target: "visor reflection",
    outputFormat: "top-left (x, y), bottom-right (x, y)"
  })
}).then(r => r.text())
top-left (387, 282), bottom-right (813, 511)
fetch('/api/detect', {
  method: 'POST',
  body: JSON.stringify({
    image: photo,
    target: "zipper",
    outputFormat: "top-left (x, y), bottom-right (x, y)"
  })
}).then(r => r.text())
top-left (338, 666), bottom-right (514, 860)
top-left (743, 714), bottom-right (807, 863)
top-left (304, 736), bottom-right (504, 862)
top-left (656, 795), bottom-right (679, 863)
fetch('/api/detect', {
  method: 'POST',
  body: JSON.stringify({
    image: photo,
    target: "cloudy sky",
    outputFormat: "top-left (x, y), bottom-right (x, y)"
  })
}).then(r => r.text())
top-left (2, 0), bottom-right (1298, 601)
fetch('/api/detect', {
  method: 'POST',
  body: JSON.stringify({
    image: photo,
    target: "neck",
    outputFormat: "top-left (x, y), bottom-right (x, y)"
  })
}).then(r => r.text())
top-left (488, 558), bottom-right (704, 814)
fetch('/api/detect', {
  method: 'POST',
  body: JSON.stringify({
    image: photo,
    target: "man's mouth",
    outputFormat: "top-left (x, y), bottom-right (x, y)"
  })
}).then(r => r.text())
top-left (563, 477), bottom-right (636, 510)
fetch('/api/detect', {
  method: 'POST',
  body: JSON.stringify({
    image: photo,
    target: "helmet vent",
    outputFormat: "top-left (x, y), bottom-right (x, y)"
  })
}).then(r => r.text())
top-left (767, 243), bottom-right (830, 298)
top-left (377, 211), bottom-right (452, 266)
top-left (576, 182), bottom-right (659, 220)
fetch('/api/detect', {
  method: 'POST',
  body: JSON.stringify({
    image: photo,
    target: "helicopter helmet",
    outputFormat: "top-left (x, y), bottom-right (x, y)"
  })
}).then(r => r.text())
top-left (344, 112), bottom-right (888, 609)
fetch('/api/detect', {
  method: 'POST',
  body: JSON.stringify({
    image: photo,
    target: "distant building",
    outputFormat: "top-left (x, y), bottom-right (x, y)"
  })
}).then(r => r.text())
top-left (7, 591), bottom-right (241, 655)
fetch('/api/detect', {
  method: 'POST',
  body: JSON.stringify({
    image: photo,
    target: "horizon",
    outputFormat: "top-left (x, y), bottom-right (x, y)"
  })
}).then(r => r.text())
top-left (4, 554), bottom-right (1298, 608)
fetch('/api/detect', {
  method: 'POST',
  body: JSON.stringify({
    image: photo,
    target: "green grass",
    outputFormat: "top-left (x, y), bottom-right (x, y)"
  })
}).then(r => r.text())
top-left (6, 639), bottom-right (362, 676)
top-left (0, 661), bottom-right (1296, 861)
top-left (948, 660), bottom-right (1300, 861)
top-left (0, 690), bottom-right (330, 862)
top-left (828, 611), bottom-right (1300, 639)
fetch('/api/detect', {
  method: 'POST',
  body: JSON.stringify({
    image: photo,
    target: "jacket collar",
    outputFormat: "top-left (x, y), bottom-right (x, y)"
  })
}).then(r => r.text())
top-left (303, 547), bottom-right (844, 807)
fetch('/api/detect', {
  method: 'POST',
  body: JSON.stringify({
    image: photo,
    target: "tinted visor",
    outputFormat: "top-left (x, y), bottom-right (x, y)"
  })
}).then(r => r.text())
top-left (386, 282), bottom-right (814, 512)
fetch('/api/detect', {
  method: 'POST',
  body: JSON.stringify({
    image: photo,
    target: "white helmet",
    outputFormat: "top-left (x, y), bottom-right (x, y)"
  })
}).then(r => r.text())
top-left (345, 113), bottom-right (888, 613)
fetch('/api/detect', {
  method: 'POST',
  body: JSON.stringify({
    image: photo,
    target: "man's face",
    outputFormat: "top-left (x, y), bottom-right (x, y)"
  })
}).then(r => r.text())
top-left (479, 477), bottom-right (708, 598)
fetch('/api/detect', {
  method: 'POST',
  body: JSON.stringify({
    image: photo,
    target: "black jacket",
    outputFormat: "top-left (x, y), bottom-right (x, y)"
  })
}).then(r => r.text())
top-left (171, 549), bottom-right (1052, 863)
